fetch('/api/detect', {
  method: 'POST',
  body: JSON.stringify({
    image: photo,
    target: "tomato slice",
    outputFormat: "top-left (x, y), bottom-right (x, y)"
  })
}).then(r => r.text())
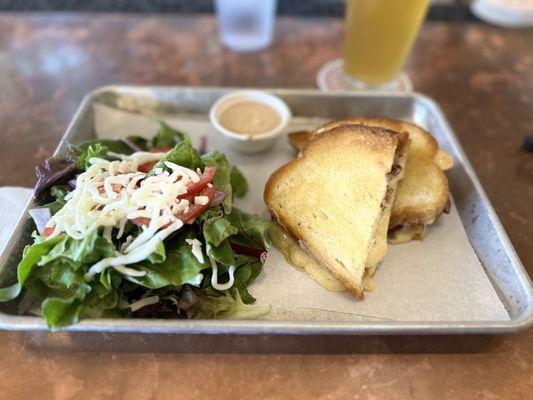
top-left (44, 226), bottom-right (55, 237)
top-left (131, 217), bottom-right (151, 227)
top-left (131, 166), bottom-right (216, 226)
top-left (137, 147), bottom-right (172, 173)
top-left (181, 185), bottom-right (216, 224)
top-left (138, 161), bottom-right (156, 173)
top-left (98, 184), bottom-right (123, 194)
top-left (132, 185), bottom-right (216, 227)
top-left (178, 166), bottom-right (217, 199)
top-left (150, 146), bottom-right (171, 153)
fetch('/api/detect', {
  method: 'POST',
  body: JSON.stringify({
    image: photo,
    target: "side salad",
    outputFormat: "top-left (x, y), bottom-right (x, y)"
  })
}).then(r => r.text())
top-left (0, 122), bottom-right (271, 330)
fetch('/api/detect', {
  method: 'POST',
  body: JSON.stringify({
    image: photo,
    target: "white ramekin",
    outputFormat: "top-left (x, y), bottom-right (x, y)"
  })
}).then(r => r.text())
top-left (209, 90), bottom-right (292, 154)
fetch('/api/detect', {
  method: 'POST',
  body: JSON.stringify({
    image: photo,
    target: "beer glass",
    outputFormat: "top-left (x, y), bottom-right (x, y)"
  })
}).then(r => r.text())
top-left (318, 0), bottom-right (430, 91)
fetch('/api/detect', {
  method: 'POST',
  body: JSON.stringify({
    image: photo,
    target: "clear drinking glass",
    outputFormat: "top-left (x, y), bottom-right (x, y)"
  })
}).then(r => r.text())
top-left (318, 0), bottom-right (430, 92)
top-left (215, 0), bottom-right (277, 52)
top-left (344, 0), bottom-right (429, 86)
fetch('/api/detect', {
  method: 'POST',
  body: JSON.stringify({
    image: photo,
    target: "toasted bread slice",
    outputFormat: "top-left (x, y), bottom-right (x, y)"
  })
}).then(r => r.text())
top-left (265, 125), bottom-right (406, 296)
top-left (287, 131), bottom-right (312, 151)
top-left (289, 117), bottom-right (454, 241)
top-left (289, 130), bottom-right (313, 151)
top-left (341, 119), bottom-right (451, 229)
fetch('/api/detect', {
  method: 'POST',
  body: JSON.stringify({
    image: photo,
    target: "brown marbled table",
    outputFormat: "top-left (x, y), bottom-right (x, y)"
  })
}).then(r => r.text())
top-left (0, 13), bottom-right (532, 399)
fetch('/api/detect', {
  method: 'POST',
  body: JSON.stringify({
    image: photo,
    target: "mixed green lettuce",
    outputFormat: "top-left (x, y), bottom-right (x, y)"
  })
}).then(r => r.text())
top-left (0, 122), bottom-right (270, 330)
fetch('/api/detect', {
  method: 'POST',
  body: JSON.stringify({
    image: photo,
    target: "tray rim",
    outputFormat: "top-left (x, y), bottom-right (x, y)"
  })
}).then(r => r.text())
top-left (0, 84), bottom-right (531, 335)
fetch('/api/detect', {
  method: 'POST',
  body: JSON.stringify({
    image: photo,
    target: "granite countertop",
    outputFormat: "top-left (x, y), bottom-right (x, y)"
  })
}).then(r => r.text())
top-left (0, 13), bottom-right (531, 399)
top-left (0, 0), bottom-right (469, 20)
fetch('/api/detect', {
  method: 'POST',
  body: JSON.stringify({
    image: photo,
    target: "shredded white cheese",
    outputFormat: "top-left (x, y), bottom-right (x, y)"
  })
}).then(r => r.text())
top-left (208, 249), bottom-right (236, 291)
top-left (194, 196), bottom-right (209, 206)
top-left (114, 265), bottom-right (147, 277)
top-left (84, 220), bottom-right (183, 281)
top-left (47, 152), bottom-right (204, 281)
top-left (129, 295), bottom-right (160, 312)
top-left (185, 238), bottom-right (205, 264)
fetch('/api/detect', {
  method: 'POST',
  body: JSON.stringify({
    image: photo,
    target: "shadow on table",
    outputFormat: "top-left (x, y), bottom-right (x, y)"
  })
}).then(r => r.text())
top-left (23, 332), bottom-right (504, 354)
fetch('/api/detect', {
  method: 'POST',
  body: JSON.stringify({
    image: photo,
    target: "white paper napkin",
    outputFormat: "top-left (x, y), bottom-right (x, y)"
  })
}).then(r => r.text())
top-left (0, 187), bottom-right (33, 252)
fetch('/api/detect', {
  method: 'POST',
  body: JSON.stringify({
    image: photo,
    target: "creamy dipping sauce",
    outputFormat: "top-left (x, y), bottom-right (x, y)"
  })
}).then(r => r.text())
top-left (219, 100), bottom-right (281, 136)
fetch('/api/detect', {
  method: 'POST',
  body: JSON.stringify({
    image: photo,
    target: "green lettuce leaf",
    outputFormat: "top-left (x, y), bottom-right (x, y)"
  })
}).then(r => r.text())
top-left (148, 139), bottom-right (203, 175)
top-left (227, 208), bottom-right (270, 250)
top-left (152, 121), bottom-right (186, 148)
top-left (78, 139), bottom-right (133, 156)
top-left (0, 235), bottom-right (64, 302)
top-left (202, 215), bottom-right (238, 247)
top-left (42, 297), bottom-right (82, 330)
top-left (232, 255), bottom-right (264, 303)
top-left (32, 256), bottom-right (121, 330)
top-left (195, 290), bottom-right (270, 320)
top-left (41, 260), bottom-right (87, 291)
top-left (100, 268), bottom-right (121, 291)
top-left (207, 239), bottom-right (235, 267)
top-left (32, 257), bottom-right (91, 297)
top-left (126, 136), bottom-right (151, 151)
top-left (43, 200), bottom-right (66, 216)
top-left (36, 185), bottom-right (69, 215)
top-left (82, 280), bottom-right (120, 316)
top-left (77, 136), bottom-right (149, 155)
top-left (77, 143), bottom-right (109, 169)
top-left (201, 151), bottom-right (233, 213)
top-left (37, 230), bottom-right (115, 270)
top-left (198, 206), bottom-right (237, 267)
top-left (230, 166), bottom-right (248, 197)
top-left (200, 254), bottom-right (263, 304)
top-left (146, 241), bottom-right (166, 264)
top-left (39, 274), bottom-right (121, 330)
top-left (125, 231), bottom-right (205, 289)
top-left (50, 185), bottom-right (69, 201)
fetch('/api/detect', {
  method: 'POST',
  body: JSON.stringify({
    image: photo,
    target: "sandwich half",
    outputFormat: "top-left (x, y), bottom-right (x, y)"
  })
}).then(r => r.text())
top-left (265, 125), bottom-right (407, 297)
top-left (289, 117), bottom-right (453, 243)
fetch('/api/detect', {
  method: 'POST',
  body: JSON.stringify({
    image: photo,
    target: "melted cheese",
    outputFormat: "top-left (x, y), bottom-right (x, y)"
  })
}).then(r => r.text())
top-left (268, 223), bottom-right (345, 292)
top-left (269, 223), bottom-right (377, 293)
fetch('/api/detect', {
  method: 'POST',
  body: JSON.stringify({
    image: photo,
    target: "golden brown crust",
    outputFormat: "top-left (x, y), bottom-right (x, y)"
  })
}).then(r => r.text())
top-left (434, 150), bottom-right (454, 171)
top-left (288, 130), bottom-right (312, 151)
top-left (316, 117), bottom-right (439, 155)
top-left (389, 156), bottom-right (450, 228)
top-left (309, 123), bottom-right (399, 141)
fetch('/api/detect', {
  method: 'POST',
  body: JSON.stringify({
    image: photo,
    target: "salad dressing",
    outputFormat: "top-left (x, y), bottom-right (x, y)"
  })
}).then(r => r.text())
top-left (268, 223), bottom-right (345, 292)
top-left (219, 100), bottom-right (281, 136)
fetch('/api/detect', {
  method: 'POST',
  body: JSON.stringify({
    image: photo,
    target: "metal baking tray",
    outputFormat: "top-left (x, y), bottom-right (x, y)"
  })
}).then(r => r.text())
top-left (0, 86), bottom-right (531, 350)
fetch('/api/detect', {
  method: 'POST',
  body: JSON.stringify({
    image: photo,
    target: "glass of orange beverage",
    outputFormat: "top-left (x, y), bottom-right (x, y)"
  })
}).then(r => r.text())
top-left (318, 0), bottom-right (429, 91)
